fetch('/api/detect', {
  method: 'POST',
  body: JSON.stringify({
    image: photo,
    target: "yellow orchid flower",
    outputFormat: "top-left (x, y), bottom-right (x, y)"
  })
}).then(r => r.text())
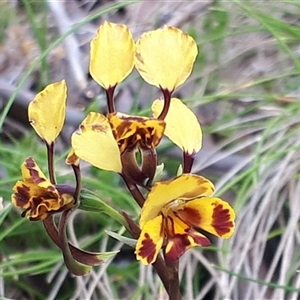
top-left (135, 174), bottom-right (235, 265)
top-left (71, 112), bottom-right (165, 185)
top-left (70, 110), bottom-right (165, 197)
top-left (28, 80), bottom-right (67, 145)
top-left (11, 157), bottom-right (74, 220)
top-left (90, 21), bottom-right (135, 89)
top-left (152, 98), bottom-right (202, 155)
top-left (135, 26), bottom-right (198, 92)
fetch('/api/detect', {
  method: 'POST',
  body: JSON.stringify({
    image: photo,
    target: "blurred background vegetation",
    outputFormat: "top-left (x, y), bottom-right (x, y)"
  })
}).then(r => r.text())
top-left (1, 0), bottom-right (300, 299)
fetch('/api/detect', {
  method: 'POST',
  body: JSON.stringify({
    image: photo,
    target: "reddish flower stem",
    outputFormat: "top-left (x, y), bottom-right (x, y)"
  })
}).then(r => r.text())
top-left (157, 88), bottom-right (172, 120)
top-left (71, 164), bottom-right (81, 205)
top-left (183, 152), bottom-right (195, 173)
top-left (164, 258), bottom-right (182, 300)
top-left (46, 141), bottom-right (56, 184)
top-left (121, 174), bottom-right (145, 207)
top-left (106, 86), bottom-right (116, 114)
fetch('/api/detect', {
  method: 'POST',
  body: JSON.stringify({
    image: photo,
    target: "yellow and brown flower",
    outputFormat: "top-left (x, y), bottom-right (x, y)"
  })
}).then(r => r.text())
top-left (12, 157), bottom-right (74, 220)
top-left (135, 174), bottom-right (235, 265)
top-left (71, 112), bottom-right (165, 185)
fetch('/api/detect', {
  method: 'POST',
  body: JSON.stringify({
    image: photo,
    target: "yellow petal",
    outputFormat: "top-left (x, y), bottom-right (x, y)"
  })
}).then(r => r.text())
top-left (72, 112), bottom-right (122, 173)
top-left (135, 26), bottom-right (198, 91)
top-left (28, 80), bottom-right (67, 144)
top-left (140, 174), bottom-right (214, 228)
top-left (152, 98), bottom-right (202, 154)
top-left (178, 198), bottom-right (235, 239)
top-left (90, 21), bottom-right (135, 89)
top-left (135, 215), bottom-right (164, 265)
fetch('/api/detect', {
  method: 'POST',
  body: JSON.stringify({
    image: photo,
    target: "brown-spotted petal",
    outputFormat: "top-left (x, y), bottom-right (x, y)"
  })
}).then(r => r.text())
top-left (177, 197), bottom-right (235, 238)
top-left (135, 214), bottom-right (164, 265)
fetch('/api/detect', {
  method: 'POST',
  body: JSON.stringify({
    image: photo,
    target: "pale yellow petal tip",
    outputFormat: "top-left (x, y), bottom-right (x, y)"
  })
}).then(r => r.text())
top-left (0, 197), bottom-right (3, 211)
top-left (28, 80), bottom-right (67, 144)
top-left (135, 26), bottom-right (198, 91)
top-left (90, 21), bottom-right (135, 89)
top-left (152, 98), bottom-right (202, 154)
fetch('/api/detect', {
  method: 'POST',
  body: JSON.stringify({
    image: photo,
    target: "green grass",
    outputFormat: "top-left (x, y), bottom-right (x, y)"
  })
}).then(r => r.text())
top-left (1, 0), bottom-right (300, 299)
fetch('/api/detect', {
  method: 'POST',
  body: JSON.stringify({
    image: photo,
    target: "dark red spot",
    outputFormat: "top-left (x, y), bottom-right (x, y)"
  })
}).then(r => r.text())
top-left (212, 204), bottom-right (234, 236)
top-left (14, 185), bottom-right (30, 207)
top-left (176, 207), bottom-right (201, 228)
top-left (25, 158), bottom-right (46, 184)
top-left (165, 231), bottom-right (211, 262)
top-left (137, 233), bottom-right (157, 264)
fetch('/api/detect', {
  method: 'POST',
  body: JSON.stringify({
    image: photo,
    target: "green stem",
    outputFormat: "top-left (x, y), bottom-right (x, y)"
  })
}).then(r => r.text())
top-left (58, 210), bottom-right (91, 275)
top-left (79, 191), bottom-right (127, 227)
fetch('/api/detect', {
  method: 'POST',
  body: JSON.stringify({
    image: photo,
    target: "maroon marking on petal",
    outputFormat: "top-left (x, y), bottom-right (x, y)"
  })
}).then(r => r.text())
top-left (14, 184), bottom-right (30, 207)
top-left (165, 235), bottom-right (191, 261)
top-left (137, 233), bottom-right (157, 264)
top-left (188, 230), bottom-right (211, 247)
top-left (25, 157), bottom-right (36, 168)
top-left (165, 231), bottom-right (211, 262)
top-left (212, 204), bottom-right (234, 236)
top-left (25, 158), bottom-right (46, 184)
top-left (91, 124), bottom-right (106, 132)
top-left (176, 207), bottom-right (201, 228)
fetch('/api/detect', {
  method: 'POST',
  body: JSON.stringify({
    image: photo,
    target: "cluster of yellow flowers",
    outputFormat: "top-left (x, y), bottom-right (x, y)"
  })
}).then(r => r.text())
top-left (11, 22), bottom-right (235, 273)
